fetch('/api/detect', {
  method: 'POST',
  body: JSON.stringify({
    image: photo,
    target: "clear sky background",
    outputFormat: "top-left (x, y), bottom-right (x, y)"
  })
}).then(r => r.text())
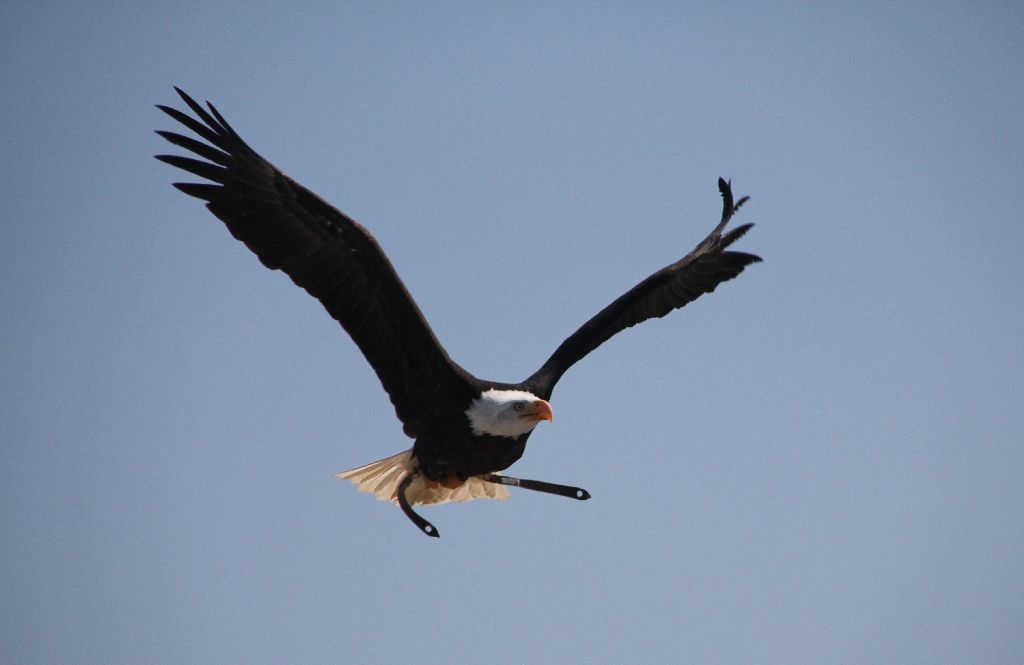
top-left (2, 3), bottom-right (1022, 664)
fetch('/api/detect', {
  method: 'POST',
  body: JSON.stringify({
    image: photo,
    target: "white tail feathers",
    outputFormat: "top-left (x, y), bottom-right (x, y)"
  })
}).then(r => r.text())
top-left (334, 449), bottom-right (509, 506)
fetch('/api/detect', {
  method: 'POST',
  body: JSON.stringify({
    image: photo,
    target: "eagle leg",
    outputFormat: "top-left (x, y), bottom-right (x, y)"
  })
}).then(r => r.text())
top-left (397, 472), bottom-right (440, 538)
top-left (482, 474), bottom-right (591, 501)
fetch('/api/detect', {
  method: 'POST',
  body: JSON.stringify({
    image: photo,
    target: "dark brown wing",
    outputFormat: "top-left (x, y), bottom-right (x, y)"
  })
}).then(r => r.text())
top-left (524, 179), bottom-right (760, 398)
top-left (155, 88), bottom-right (476, 436)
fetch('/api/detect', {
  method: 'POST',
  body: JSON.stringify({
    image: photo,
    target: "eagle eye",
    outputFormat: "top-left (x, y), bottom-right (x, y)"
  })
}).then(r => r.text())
top-left (513, 402), bottom-right (525, 412)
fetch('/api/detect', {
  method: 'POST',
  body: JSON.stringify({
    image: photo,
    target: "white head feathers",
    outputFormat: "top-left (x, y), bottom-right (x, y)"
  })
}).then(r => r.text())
top-left (465, 388), bottom-right (551, 438)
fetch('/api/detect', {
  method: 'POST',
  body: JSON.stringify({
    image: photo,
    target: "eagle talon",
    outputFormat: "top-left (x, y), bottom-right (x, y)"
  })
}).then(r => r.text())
top-left (483, 474), bottom-right (591, 501)
top-left (397, 472), bottom-right (439, 538)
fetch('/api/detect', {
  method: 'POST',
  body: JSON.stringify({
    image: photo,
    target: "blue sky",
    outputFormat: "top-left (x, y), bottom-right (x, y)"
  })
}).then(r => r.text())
top-left (2, 3), bottom-right (1022, 663)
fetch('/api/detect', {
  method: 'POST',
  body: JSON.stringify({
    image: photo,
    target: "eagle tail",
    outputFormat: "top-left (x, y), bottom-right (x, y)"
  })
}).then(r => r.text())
top-left (335, 449), bottom-right (509, 506)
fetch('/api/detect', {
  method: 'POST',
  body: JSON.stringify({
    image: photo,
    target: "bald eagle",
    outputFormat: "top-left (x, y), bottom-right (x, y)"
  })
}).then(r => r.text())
top-left (156, 88), bottom-right (760, 537)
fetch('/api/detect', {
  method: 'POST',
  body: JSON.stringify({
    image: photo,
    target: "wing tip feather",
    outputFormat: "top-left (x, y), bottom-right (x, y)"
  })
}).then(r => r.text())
top-left (721, 222), bottom-right (755, 248)
top-left (171, 181), bottom-right (222, 201)
top-left (718, 177), bottom-right (734, 213)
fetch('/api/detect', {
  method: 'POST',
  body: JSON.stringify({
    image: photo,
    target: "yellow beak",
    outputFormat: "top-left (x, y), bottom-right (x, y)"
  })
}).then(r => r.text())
top-left (521, 399), bottom-right (553, 422)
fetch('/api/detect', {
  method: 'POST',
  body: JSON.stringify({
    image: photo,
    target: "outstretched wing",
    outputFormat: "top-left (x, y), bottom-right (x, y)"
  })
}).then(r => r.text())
top-left (155, 88), bottom-right (476, 436)
top-left (524, 179), bottom-right (760, 398)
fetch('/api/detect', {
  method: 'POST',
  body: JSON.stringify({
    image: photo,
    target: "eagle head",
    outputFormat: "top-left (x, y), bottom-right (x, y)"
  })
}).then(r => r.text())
top-left (465, 388), bottom-right (553, 438)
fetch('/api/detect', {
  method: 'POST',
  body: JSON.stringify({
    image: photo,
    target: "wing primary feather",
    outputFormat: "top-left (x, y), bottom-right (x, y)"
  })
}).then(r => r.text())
top-left (155, 154), bottom-right (229, 183)
top-left (172, 87), bottom-right (230, 137)
top-left (721, 223), bottom-right (754, 248)
top-left (155, 105), bottom-right (226, 149)
top-left (155, 131), bottom-right (232, 166)
top-left (171, 182), bottom-right (222, 201)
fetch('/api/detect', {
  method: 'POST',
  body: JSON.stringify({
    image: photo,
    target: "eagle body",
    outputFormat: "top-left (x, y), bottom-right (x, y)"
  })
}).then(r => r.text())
top-left (416, 389), bottom-right (538, 480)
top-left (156, 88), bottom-right (761, 535)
